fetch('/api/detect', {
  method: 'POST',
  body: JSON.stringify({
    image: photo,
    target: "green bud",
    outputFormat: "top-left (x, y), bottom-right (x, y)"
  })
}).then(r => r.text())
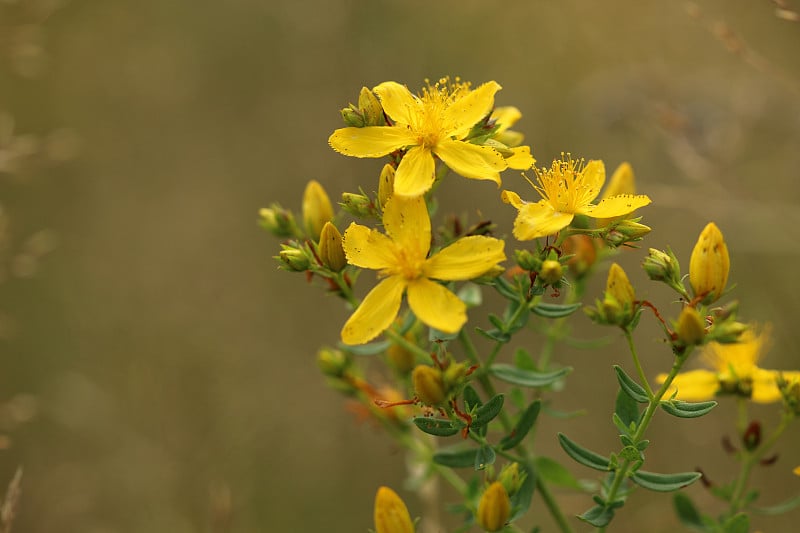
top-left (358, 87), bottom-right (385, 126)
top-left (341, 192), bottom-right (377, 219)
top-left (317, 348), bottom-right (350, 377)
top-left (708, 319), bottom-right (748, 344)
top-left (604, 219), bottom-right (652, 247)
top-left (497, 463), bottom-right (525, 496)
top-left (642, 248), bottom-right (679, 282)
top-left (259, 205), bottom-right (297, 238)
top-left (340, 105), bottom-right (366, 127)
top-left (539, 259), bottom-right (563, 285)
top-left (514, 249), bottom-right (538, 271)
top-left (277, 245), bottom-right (310, 272)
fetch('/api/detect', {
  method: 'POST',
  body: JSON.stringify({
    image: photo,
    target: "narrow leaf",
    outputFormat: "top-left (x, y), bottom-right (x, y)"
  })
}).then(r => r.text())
top-left (660, 399), bottom-right (717, 419)
top-left (509, 464), bottom-right (536, 521)
top-left (432, 448), bottom-right (478, 468)
top-left (558, 433), bottom-right (611, 471)
top-left (473, 394), bottom-right (504, 428)
top-left (475, 327), bottom-right (510, 343)
top-left (490, 364), bottom-right (572, 388)
top-left (613, 365), bottom-right (649, 403)
top-left (631, 470), bottom-right (702, 492)
top-left (615, 388), bottom-right (640, 430)
top-left (463, 385), bottom-right (482, 411)
top-left (413, 417), bottom-right (460, 437)
top-left (339, 340), bottom-right (390, 356)
top-left (531, 301), bottom-right (582, 318)
top-left (577, 505), bottom-right (615, 528)
top-left (534, 456), bottom-right (584, 490)
top-left (753, 494), bottom-right (800, 515)
top-left (673, 493), bottom-right (704, 530)
top-left (499, 400), bottom-right (541, 450)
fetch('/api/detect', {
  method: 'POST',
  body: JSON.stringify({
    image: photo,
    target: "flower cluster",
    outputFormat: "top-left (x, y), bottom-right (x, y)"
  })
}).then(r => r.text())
top-left (261, 76), bottom-right (800, 533)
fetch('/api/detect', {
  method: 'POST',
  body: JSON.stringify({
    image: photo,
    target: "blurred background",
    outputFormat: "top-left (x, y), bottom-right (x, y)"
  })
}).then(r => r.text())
top-left (1, 0), bottom-right (800, 531)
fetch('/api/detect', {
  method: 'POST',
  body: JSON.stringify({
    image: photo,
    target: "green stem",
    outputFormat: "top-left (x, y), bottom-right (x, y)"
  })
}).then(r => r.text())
top-left (728, 411), bottom-right (794, 514)
top-left (597, 349), bottom-right (693, 532)
top-left (624, 329), bottom-right (655, 399)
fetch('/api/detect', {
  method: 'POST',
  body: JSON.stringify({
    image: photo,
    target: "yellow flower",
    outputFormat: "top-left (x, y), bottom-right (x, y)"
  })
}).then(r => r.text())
top-left (341, 196), bottom-right (505, 344)
top-left (374, 486), bottom-right (414, 533)
top-left (329, 78), bottom-right (510, 197)
top-left (657, 325), bottom-right (800, 403)
top-left (502, 155), bottom-right (651, 241)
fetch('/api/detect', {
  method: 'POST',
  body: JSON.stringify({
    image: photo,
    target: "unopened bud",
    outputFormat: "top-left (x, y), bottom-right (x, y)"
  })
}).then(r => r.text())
top-left (497, 463), bottom-right (525, 496)
top-left (378, 164), bottom-right (395, 208)
top-left (689, 223), bottom-right (730, 304)
top-left (317, 348), bottom-right (350, 377)
top-left (642, 247), bottom-right (680, 282)
top-left (341, 192), bottom-right (376, 219)
top-left (603, 162), bottom-right (636, 198)
top-left (708, 320), bottom-right (748, 344)
top-left (374, 486), bottom-right (414, 533)
top-left (358, 87), bottom-right (385, 127)
top-left (676, 306), bottom-right (706, 346)
top-left (539, 260), bottom-right (563, 285)
top-left (413, 365), bottom-right (446, 406)
top-left (277, 246), bottom-right (310, 272)
top-left (477, 482), bottom-right (511, 532)
top-left (302, 180), bottom-right (334, 240)
top-left (387, 335), bottom-right (415, 375)
top-left (606, 263), bottom-right (635, 308)
top-left (605, 219), bottom-right (652, 247)
top-left (259, 205), bottom-right (296, 238)
top-left (318, 222), bottom-right (347, 271)
top-left (340, 105), bottom-right (366, 127)
top-left (778, 374), bottom-right (800, 416)
top-left (514, 249), bottom-right (538, 271)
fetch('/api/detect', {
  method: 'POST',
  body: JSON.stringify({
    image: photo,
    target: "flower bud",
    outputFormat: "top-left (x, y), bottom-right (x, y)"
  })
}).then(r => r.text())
top-left (708, 319), bottom-right (748, 344)
top-left (604, 219), bottom-right (652, 247)
top-left (412, 365), bottom-right (446, 406)
top-left (514, 249), bottom-right (538, 271)
top-left (477, 482), bottom-right (511, 532)
top-left (642, 248), bottom-right (680, 283)
top-left (317, 348), bottom-right (350, 377)
top-left (778, 374), bottom-right (800, 416)
top-left (340, 105), bottom-right (366, 127)
top-left (358, 87), bottom-right (385, 127)
top-left (374, 486), bottom-right (414, 533)
top-left (259, 205), bottom-right (297, 238)
top-left (689, 223), bottom-right (730, 304)
top-left (277, 246), bottom-right (310, 272)
top-left (341, 192), bottom-right (377, 219)
top-left (603, 162), bottom-right (636, 198)
top-left (794, 466), bottom-right (800, 477)
top-left (302, 180), bottom-right (334, 241)
top-left (539, 259), bottom-right (563, 285)
top-left (318, 222), bottom-right (347, 272)
top-left (387, 335), bottom-right (415, 375)
top-left (676, 306), bottom-right (706, 346)
top-left (606, 263), bottom-right (635, 307)
top-left (378, 164), bottom-right (395, 208)
top-left (497, 463), bottom-right (525, 496)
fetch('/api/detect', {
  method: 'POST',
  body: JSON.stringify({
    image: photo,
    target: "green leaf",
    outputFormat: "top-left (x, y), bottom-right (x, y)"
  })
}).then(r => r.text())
top-left (499, 400), bottom-right (541, 450)
top-left (577, 505), bottom-right (615, 528)
top-left (490, 364), bottom-right (572, 388)
top-left (615, 388), bottom-right (641, 430)
top-left (531, 301), bottom-right (582, 318)
top-left (534, 456), bottom-right (585, 490)
top-left (475, 327), bottom-right (510, 343)
top-left (557, 433), bottom-right (611, 471)
top-left (457, 283), bottom-right (482, 307)
top-left (339, 340), bottom-right (390, 356)
top-left (432, 447), bottom-right (478, 468)
top-left (721, 513), bottom-right (749, 533)
top-left (493, 276), bottom-right (521, 301)
top-left (509, 464), bottom-right (536, 521)
top-left (631, 470), bottom-right (702, 492)
top-left (660, 399), bottom-right (718, 419)
top-left (413, 417), bottom-right (461, 437)
top-left (753, 493), bottom-right (800, 515)
top-left (463, 385), bottom-right (482, 411)
top-left (673, 493), bottom-right (705, 531)
top-left (613, 365), bottom-right (649, 403)
top-left (475, 445), bottom-right (496, 470)
top-left (513, 347), bottom-right (536, 371)
top-left (473, 394), bottom-right (504, 428)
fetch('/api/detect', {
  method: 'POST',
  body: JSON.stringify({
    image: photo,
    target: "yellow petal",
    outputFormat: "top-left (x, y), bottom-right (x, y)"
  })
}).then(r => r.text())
top-left (581, 160), bottom-right (606, 200)
top-left (329, 126), bottom-right (416, 158)
top-left (512, 200), bottom-right (574, 240)
top-left (582, 194), bottom-right (652, 219)
top-left (750, 369), bottom-right (796, 404)
top-left (382, 195), bottom-right (431, 258)
top-left (341, 276), bottom-right (406, 345)
top-left (426, 236), bottom-right (506, 281)
top-left (601, 162), bottom-right (635, 200)
top-left (657, 369), bottom-right (718, 401)
top-left (373, 81), bottom-right (419, 126)
top-left (342, 222), bottom-right (397, 270)
top-left (490, 106), bottom-right (521, 133)
top-left (501, 189), bottom-right (525, 209)
top-left (435, 139), bottom-right (505, 184)
top-left (394, 145), bottom-right (436, 197)
top-left (407, 278), bottom-right (466, 333)
top-left (442, 80), bottom-right (501, 138)
top-left (505, 146), bottom-right (535, 170)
